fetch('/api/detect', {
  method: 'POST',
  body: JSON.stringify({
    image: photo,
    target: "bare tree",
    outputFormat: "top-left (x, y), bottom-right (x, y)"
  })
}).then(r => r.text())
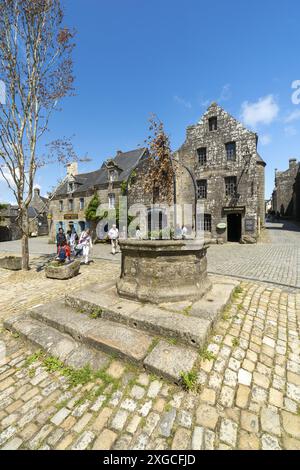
top-left (143, 115), bottom-right (176, 206)
top-left (0, 0), bottom-right (75, 269)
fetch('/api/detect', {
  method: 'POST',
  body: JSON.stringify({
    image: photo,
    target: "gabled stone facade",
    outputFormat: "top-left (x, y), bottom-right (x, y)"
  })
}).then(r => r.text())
top-left (128, 103), bottom-right (266, 243)
top-left (174, 103), bottom-right (266, 242)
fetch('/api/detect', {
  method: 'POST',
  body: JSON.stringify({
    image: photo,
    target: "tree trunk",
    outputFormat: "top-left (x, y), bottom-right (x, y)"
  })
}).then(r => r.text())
top-left (21, 213), bottom-right (30, 270)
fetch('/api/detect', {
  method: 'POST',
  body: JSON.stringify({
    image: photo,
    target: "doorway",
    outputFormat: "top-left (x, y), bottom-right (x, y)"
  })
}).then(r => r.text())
top-left (227, 213), bottom-right (242, 242)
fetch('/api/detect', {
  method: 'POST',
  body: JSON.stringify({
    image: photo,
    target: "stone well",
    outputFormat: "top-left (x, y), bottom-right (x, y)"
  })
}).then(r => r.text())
top-left (116, 239), bottom-right (211, 304)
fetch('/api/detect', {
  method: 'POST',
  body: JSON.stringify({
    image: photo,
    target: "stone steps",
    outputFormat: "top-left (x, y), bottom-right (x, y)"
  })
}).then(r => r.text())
top-left (4, 277), bottom-right (237, 384)
top-left (30, 301), bottom-right (154, 364)
top-left (4, 303), bottom-right (199, 383)
top-left (65, 288), bottom-right (211, 349)
top-left (4, 314), bottom-right (110, 371)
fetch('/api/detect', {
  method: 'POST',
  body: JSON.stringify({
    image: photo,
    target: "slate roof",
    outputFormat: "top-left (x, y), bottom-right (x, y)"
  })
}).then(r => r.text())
top-left (256, 153), bottom-right (266, 166)
top-left (54, 148), bottom-right (147, 197)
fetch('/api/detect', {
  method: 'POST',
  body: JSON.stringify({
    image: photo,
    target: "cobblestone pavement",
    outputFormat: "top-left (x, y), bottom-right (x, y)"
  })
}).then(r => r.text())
top-left (208, 222), bottom-right (300, 289)
top-left (0, 276), bottom-right (300, 450)
top-left (0, 258), bottom-right (119, 323)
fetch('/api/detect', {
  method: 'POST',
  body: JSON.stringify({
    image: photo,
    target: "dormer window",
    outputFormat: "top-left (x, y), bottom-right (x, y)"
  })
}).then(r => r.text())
top-left (68, 182), bottom-right (74, 193)
top-left (109, 170), bottom-right (117, 182)
top-left (209, 116), bottom-right (218, 131)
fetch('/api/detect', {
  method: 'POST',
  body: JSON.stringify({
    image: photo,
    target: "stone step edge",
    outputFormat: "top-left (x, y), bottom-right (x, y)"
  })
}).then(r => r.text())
top-left (65, 291), bottom-right (211, 349)
top-left (4, 314), bottom-right (199, 383)
top-left (29, 302), bottom-right (154, 365)
top-left (3, 314), bottom-right (110, 372)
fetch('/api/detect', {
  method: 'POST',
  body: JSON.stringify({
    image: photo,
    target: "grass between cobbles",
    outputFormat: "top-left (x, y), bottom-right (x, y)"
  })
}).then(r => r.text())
top-left (24, 350), bottom-right (119, 391)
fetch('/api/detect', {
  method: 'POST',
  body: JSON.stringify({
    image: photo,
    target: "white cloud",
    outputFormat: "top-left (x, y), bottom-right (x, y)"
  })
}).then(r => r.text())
top-left (260, 134), bottom-right (272, 146)
top-left (173, 95), bottom-right (192, 109)
top-left (284, 109), bottom-right (300, 123)
top-left (241, 95), bottom-right (279, 128)
top-left (284, 126), bottom-right (298, 137)
top-left (0, 166), bottom-right (15, 187)
top-left (218, 84), bottom-right (232, 102)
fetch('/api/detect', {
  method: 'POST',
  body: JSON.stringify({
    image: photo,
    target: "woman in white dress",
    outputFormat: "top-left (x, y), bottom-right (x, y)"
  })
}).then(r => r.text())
top-left (78, 228), bottom-right (93, 264)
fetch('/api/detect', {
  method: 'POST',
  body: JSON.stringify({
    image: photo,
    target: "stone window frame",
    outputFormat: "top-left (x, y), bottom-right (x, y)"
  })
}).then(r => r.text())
top-left (197, 179), bottom-right (207, 199)
top-left (197, 147), bottom-right (207, 166)
top-left (67, 181), bottom-right (74, 193)
top-left (108, 193), bottom-right (116, 209)
top-left (109, 170), bottom-right (117, 183)
top-left (79, 198), bottom-right (84, 210)
top-left (225, 141), bottom-right (236, 161)
top-left (208, 116), bottom-right (218, 131)
top-left (59, 200), bottom-right (63, 212)
top-left (68, 198), bottom-right (74, 211)
top-left (225, 176), bottom-right (237, 197)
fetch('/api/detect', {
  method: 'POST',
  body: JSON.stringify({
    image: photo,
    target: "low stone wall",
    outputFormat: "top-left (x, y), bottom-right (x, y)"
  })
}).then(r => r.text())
top-left (117, 239), bottom-right (211, 304)
top-left (0, 256), bottom-right (22, 270)
top-left (45, 259), bottom-right (81, 280)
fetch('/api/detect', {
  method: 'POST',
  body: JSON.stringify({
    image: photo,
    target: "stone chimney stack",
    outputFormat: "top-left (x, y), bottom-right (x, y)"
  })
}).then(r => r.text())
top-left (33, 187), bottom-right (40, 197)
top-left (289, 158), bottom-right (297, 169)
top-left (67, 162), bottom-right (78, 177)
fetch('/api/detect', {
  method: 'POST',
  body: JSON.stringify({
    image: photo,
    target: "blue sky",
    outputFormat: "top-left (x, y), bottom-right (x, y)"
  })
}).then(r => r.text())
top-left (1, 0), bottom-right (300, 202)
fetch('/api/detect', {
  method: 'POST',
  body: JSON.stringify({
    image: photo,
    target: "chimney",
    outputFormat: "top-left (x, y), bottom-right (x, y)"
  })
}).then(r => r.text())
top-left (67, 162), bottom-right (78, 177)
top-left (116, 150), bottom-right (122, 156)
top-left (34, 187), bottom-right (40, 197)
top-left (289, 158), bottom-right (297, 169)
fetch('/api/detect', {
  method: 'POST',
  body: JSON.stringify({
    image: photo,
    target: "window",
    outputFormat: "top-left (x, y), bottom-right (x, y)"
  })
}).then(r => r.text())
top-left (79, 198), bottom-right (84, 210)
top-left (59, 200), bottom-right (63, 212)
top-left (197, 214), bottom-right (212, 232)
top-left (204, 214), bottom-right (212, 232)
top-left (109, 170), bottom-right (116, 182)
top-left (225, 176), bottom-right (237, 197)
top-left (68, 182), bottom-right (74, 193)
top-left (226, 142), bottom-right (236, 161)
top-left (209, 116), bottom-right (217, 131)
top-left (68, 199), bottom-right (74, 211)
top-left (108, 193), bottom-right (115, 209)
top-left (197, 180), bottom-right (207, 199)
top-left (197, 147), bottom-right (207, 165)
top-left (153, 186), bottom-right (160, 203)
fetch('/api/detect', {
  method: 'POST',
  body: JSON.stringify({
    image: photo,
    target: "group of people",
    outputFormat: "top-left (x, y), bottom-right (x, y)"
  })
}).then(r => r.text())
top-left (56, 226), bottom-right (93, 264)
top-left (55, 223), bottom-right (189, 263)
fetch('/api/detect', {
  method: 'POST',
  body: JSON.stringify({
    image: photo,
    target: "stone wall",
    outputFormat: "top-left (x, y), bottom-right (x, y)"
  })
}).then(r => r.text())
top-left (273, 159), bottom-right (300, 217)
top-left (49, 186), bottom-right (123, 241)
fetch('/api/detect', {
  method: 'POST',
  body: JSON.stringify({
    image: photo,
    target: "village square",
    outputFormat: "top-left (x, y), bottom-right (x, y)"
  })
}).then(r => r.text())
top-left (0, 0), bottom-right (300, 456)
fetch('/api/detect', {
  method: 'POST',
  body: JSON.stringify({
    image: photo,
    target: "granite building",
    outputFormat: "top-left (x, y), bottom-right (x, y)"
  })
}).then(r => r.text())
top-left (174, 103), bottom-right (266, 242)
top-left (0, 188), bottom-right (49, 242)
top-left (48, 147), bottom-right (148, 241)
top-left (272, 159), bottom-right (300, 217)
top-left (129, 103), bottom-right (266, 243)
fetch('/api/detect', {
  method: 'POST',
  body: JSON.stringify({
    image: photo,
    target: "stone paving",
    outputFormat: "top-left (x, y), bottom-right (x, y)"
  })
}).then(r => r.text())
top-left (207, 221), bottom-right (300, 290)
top-left (0, 271), bottom-right (300, 450)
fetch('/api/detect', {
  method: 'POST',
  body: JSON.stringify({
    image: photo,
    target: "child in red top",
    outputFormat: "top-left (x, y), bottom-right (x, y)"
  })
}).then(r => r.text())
top-left (57, 243), bottom-right (71, 262)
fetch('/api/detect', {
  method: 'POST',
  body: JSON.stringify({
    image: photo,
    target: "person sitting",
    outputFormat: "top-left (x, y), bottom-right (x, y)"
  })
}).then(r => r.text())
top-left (56, 227), bottom-right (66, 254)
top-left (56, 242), bottom-right (71, 263)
